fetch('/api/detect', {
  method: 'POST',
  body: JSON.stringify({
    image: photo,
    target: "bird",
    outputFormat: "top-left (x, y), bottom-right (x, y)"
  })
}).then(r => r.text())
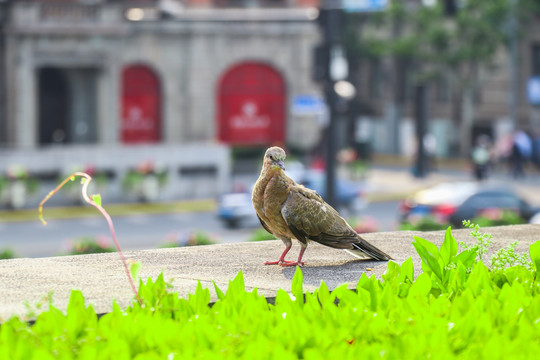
top-left (252, 146), bottom-right (391, 267)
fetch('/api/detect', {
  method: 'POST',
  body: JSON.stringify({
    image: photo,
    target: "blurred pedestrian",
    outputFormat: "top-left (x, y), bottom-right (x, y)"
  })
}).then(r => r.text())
top-left (510, 130), bottom-right (532, 178)
top-left (471, 135), bottom-right (491, 181)
top-left (532, 130), bottom-right (540, 172)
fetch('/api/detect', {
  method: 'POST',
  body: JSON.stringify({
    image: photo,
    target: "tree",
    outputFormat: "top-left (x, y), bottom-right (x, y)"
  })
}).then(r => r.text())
top-left (345, 0), bottom-right (540, 156)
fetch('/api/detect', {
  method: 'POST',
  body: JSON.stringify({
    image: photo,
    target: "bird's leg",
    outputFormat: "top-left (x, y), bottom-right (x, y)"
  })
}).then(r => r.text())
top-left (279, 245), bottom-right (306, 267)
top-left (264, 243), bottom-right (294, 265)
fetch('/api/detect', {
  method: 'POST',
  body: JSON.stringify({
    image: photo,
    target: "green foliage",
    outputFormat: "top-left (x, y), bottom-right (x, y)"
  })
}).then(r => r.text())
top-left (461, 220), bottom-right (493, 263)
top-left (401, 211), bottom-right (526, 232)
top-left (2, 227), bottom-right (540, 358)
top-left (471, 209), bottom-right (526, 227)
top-left (121, 163), bottom-right (168, 193)
top-left (490, 241), bottom-right (532, 271)
top-left (160, 231), bottom-right (217, 248)
top-left (249, 228), bottom-right (275, 242)
top-left (399, 216), bottom-right (450, 231)
top-left (66, 236), bottom-right (115, 255)
top-left (0, 248), bottom-right (17, 260)
top-left (3, 237), bottom-right (540, 358)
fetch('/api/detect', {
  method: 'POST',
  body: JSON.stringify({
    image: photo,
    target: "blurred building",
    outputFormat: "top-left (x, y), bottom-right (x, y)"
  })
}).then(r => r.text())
top-left (0, 0), bottom-right (323, 201)
top-left (2, 0), bottom-right (539, 186)
top-left (349, 3), bottom-right (540, 159)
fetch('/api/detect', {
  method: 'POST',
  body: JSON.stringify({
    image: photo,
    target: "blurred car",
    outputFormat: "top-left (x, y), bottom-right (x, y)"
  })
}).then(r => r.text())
top-left (217, 191), bottom-right (258, 229)
top-left (217, 169), bottom-right (366, 229)
top-left (399, 182), bottom-right (540, 226)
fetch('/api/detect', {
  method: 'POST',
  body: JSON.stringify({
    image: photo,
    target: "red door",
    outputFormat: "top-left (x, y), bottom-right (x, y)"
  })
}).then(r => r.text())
top-left (121, 65), bottom-right (161, 143)
top-left (217, 62), bottom-right (286, 145)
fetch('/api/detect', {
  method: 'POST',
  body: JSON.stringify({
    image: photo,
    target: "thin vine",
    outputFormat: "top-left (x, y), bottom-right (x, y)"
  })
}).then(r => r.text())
top-left (38, 172), bottom-right (142, 305)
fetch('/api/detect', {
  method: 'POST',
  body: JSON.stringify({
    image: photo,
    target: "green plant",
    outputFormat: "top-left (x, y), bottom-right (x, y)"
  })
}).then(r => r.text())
top-left (3, 165), bottom-right (39, 194)
top-left (39, 172), bottom-right (140, 303)
top-left (122, 161), bottom-right (167, 192)
top-left (160, 231), bottom-right (217, 248)
top-left (249, 228), bottom-right (275, 242)
top-left (472, 209), bottom-right (526, 227)
top-left (0, 248), bottom-right (17, 260)
top-left (2, 235), bottom-right (540, 359)
top-left (461, 219), bottom-right (493, 263)
top-left (67, 236), bottom-right (115, 255)
top-left (490, 241), bottom-right (532, 271)
top-left (399, 215), bottom-right (450, 231)
top-left (60, 165), bottom-right (108, 193)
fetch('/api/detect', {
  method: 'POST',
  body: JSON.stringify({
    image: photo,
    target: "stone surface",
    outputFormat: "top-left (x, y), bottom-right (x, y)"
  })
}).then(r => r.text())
top-left (1, 224), bottom-right (539, 319)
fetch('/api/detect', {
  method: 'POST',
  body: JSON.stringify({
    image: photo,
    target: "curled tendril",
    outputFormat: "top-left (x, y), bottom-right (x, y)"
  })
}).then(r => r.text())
top-left (39, 172), bottom-right (142, 305)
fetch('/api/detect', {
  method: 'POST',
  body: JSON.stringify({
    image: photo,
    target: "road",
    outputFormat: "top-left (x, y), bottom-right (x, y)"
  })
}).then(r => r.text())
top-left (0, 201), bottom-right (401, 258)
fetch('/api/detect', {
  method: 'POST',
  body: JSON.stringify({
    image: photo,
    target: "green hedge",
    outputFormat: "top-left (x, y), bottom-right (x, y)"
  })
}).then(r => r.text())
top-left (1, 229), bottom-right (540, 359)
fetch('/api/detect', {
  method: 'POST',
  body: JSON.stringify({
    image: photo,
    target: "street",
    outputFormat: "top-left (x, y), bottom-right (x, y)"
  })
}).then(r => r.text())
top-left (0, 201), bottom-right (401, 258)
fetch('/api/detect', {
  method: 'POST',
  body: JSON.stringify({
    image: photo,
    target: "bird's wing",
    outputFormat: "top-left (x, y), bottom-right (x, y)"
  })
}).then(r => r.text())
top-left (281, 185), bottom-right (359, 248)
top-left (256, 214), bottom-right (274, 236)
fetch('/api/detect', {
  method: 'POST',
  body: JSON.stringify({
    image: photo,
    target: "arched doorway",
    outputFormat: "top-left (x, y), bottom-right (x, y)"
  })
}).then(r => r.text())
top-left (217, 62), bottom-right (286, 145)
top-left (38, 68), bottom-right (69, 144)
top-left (38, 67), bottom-right (98, 145)
top-left (121, 65), bottom-right (162, 143)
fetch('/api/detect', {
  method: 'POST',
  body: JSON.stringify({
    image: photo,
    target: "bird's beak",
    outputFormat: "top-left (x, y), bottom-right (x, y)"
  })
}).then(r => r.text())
top-left (276, 160), bottom-right (285, 170)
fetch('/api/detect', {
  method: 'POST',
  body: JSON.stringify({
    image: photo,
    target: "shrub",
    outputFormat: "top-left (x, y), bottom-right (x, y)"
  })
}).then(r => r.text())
top-left (0, 248), bottom-right (16, 260)
top-left (67, 236), bottom-right (115, 255)
top-left (472, 209), bottom-right (526, 227)
top-left (160, 231), bottom-right (217, 248)
top-left (399, 215), bottom-right (450, 231)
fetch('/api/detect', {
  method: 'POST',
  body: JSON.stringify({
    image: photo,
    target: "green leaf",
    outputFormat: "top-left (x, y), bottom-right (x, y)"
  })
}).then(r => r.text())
top-left (291, 266), bottom-right (303, 302)
top-left (398, 257), bottom-right (415, 283)
top-left (413, 236), bottom-right (441, 260)
top-left (212, 281), bottom-right (225, 301)
top-left (66, 289), bottom-right (85, 316)
top-left (455, 249), bottom-right (477, 268)
top-left (412, 239), bottom-right (443, 281)
top-left (382, 260), bottom-right (400, 283)
top-left (529, 240), bottom-right (540, 272)
top-left (440, 227), bottom-right (458, 266)
top-left (129, 261), bottom-right (141, 280)
top-left (409, 272), bottom-right (431, 297)
top-left (92, 194), bottom-right (102, 207)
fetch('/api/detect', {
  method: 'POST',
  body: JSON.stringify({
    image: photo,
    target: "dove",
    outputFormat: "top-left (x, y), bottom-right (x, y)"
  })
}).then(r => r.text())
top-left (252, 146), bottom-right (391, 266)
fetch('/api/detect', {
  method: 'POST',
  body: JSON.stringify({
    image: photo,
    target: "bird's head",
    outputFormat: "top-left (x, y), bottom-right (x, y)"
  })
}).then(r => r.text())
top-left (264, 146), bottom-right (286, 171)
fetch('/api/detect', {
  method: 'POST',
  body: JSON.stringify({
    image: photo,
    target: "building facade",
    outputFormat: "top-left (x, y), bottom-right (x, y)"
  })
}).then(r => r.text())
top-left (0, 0), bottom-right (323, 202)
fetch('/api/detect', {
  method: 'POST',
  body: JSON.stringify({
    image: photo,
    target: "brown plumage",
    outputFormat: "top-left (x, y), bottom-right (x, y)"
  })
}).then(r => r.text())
top-left (252, 146), bottom-right (391, 266)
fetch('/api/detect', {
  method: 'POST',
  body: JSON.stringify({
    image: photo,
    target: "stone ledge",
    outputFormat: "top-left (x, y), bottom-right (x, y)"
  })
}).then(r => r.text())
top-left (1, 224), bottom-right (539, 319)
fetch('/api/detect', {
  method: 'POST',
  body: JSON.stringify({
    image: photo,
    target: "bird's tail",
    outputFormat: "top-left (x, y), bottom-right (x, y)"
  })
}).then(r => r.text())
top-left (345, 236), bottom-right (392, 261)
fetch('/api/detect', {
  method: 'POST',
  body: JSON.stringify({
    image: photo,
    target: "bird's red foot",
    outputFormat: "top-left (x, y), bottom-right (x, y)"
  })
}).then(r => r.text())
top-left (279, 261), bottom-right (305, 267)
top-left (264, 260), bottom-right (303, 266)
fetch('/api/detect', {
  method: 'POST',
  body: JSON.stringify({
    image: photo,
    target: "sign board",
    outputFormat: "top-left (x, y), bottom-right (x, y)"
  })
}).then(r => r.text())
top-left (343, 0), bottom-right (388, 13)
top-left (291, 95), bottom-right (326, 115)
top-left (527, 76), bottom-right (540, 106)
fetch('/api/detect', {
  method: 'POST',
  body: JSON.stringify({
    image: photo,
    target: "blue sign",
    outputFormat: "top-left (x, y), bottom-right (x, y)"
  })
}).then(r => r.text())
top-left (291, 95), bottom-right (326, 115)
top-left (527, 76), bottom-right (540, 106)
top-left (343, 0), bottom-right (388, 13)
